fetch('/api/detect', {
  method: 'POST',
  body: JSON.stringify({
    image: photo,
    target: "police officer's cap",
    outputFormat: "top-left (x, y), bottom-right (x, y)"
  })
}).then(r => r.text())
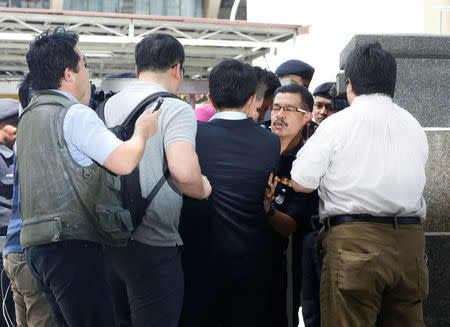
top-left (313, 82), bottom-right (336, 100)
top-left (275, 60), bottom-right (315, 82)
top-left (0, 99), bottom-right (19, 121)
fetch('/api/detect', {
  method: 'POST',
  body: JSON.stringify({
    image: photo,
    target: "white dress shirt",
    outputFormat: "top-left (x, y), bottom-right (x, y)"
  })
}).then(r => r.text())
top-left (291, 94), bottom-right (428, 222)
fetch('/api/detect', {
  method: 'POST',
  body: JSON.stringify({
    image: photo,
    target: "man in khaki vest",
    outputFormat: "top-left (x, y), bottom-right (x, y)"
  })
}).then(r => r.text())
top-left (17, 27), bottom-right (161, 326)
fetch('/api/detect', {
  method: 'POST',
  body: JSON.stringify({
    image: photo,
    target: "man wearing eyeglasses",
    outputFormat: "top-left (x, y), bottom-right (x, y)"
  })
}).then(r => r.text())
top-left (103, 33), bottom-right (211, 327)
top-left (265, 84), bottom-right (319, 327)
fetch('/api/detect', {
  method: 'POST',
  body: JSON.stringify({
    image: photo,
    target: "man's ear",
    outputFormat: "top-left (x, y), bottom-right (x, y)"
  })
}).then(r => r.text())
top-left (242, 94), bottom-right (256, 116)
top-left (135, 67), bottom-right (139, 79)
top-left (346, 78), bottom-right (356, 104)
top-left (305, 112), bottom-right (313, 124)
top-left (172, 63), bottom-right (182, 81)
top-left (207, 94), bottom-right (218, 110)
top-left (62, 67), bottom-right (73, 83)
top-left (245, 94), bottom-right (256, 111)
top-left (346, 78), bottom-right (353, 93)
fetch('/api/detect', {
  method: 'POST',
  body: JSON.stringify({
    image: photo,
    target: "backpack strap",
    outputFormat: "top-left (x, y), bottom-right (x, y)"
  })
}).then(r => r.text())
top-left (95, 98), bottom-right (107, 122)
top-left (104, 90), bottom-right (180, 227)
top-left (121, 91), bottom-right (179, 132)
top-left (145, 167), bottom-right (170, 203)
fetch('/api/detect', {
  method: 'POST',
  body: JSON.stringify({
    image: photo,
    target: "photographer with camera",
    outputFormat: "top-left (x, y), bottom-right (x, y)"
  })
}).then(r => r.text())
top-left (291, 42), bottom-right (428, 327)
top-left (17, 27), bottom-right (161, 327)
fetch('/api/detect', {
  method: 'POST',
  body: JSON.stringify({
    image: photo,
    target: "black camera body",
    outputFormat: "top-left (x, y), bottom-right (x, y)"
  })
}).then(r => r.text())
top-left (329, 71), bottom-right (349, 111)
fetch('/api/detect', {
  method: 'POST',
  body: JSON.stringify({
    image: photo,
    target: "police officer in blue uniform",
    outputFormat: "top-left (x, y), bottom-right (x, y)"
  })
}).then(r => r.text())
top-left (301, 82), bottom-right (336, 140)
top-left (0, 98), bottom-right (19, 326)
top-left (275, 60), bottom-right (315, 89)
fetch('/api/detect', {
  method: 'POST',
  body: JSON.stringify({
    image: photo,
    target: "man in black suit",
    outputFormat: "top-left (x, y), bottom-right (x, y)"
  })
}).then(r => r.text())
top-left (180, 59), bottom-right (280, 327)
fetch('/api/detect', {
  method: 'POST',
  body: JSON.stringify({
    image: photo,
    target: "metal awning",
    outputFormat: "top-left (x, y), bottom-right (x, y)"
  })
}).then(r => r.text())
top-left (0, 8), bottom-right (306, 78)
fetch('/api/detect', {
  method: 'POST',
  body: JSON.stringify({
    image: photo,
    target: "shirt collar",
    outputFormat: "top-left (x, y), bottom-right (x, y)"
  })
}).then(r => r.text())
top-left (351, 93), bottom-right (393, 106)
top-left (129, 81), bottom-right (167, 91)
top-left (0, 144), bottom-right (13, 159)
top-left (49, 89), bottom-right (79, 103)
top-left (209, 111), bottom-right (247, 121)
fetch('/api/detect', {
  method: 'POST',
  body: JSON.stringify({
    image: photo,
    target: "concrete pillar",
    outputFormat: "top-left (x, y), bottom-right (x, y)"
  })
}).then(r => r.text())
top-left (50, 0), bottom-right (64, 10)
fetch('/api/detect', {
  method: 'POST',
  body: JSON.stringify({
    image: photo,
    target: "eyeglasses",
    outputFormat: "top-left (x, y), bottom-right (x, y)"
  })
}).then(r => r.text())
top-left (172, 62), bottom-right (185, 75)
top-left (269, 104), bottom-right (308, 114)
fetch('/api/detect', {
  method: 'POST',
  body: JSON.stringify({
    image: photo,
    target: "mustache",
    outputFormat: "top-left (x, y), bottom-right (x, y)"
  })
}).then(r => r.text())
top-left (274, 119), bottom-right (288, 126)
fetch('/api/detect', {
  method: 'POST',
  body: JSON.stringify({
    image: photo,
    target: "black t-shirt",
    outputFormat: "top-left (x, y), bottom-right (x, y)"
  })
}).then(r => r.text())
top-left (271, 141), bottom-right (319, 251)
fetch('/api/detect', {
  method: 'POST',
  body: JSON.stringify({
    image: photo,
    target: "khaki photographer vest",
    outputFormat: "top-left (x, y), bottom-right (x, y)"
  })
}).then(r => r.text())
top-left (17, 90), bottom-right (132, 249)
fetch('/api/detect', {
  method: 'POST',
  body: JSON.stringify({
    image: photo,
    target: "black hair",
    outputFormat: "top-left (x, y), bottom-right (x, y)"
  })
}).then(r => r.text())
top-left (26, 27), bottom-right (80, 90)
top-left (135, 33), bottom-right (185, 74)
top-left (209, 59), bottom-right (256, 110)
top-left (18, 73), bottom-right (33, 109)
top-left (252, 66), bottom-right (268, 100)
top-left (274, 84), bottom-right (314, 112)
top-left (264, 71), bottom-right (281, 99)
top-left (345, 42), bottom-right (397, 98)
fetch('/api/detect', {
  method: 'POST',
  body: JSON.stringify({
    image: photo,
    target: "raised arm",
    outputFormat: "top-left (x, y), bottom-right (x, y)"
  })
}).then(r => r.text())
top-left (165, 141), bottom-right (211, 199)
top-left (103, 109), bottom-right (161, 175)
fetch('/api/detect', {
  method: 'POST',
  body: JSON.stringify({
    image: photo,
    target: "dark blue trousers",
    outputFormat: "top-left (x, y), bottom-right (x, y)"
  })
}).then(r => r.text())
top-left (25, 240), bottom-right (116, 327)
top-left (104, 240), bottom-right (184, 327)
top-left (301, 231), bottom-right (322, 327)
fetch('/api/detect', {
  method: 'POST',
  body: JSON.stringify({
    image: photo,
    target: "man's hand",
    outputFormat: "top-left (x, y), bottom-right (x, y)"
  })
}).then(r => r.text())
top-left (317, 225), bottom-right (326, 242)
top-left (265, 173), bottom-right (297, 236)
top-left (201, 175), bottom-right (212, 199)
top-left (264, 173), bottom-right (278, 214)
top-left (134, 108), bottom-right (162, 139)
top-left (304, 123), bottom-right (318, 143)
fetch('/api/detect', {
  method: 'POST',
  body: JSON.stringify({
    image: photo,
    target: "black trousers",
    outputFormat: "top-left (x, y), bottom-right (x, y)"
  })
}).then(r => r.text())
top-left (25, 240), bottom-right (116, 327)
top-left (105, 240), bottom-right (184, 327)
top-left (267, 249), bottom-right (288, 327)
top-left (301, 231), bottom-right (322, 327)
top-left (180, 254), bottom-right (271, 327)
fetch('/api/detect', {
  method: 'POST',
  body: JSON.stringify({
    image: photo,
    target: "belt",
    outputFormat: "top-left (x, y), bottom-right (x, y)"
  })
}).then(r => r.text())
top-left (326, 214), bottom-right (422, 230)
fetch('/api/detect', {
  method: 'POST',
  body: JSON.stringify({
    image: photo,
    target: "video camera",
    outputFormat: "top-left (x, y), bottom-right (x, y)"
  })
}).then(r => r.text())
top-left (329, 71), bottom-right (349, 111)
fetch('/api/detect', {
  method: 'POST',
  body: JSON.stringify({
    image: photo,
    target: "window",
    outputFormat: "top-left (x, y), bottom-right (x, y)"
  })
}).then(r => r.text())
top-left (1, 0), bottom-right (50, 9)
top-left (63, 0), bottom-right (204, 17)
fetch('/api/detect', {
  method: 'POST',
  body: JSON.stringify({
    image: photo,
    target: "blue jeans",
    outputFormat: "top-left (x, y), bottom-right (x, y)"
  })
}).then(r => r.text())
top-left (25, 240), bottom-right (116, 327)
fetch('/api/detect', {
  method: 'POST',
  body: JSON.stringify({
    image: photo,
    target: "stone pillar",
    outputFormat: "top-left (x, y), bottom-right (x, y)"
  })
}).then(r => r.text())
top-left (50, 0), bottom-right (64, 10)
top-left (340, 34), bottom-right (450, 327)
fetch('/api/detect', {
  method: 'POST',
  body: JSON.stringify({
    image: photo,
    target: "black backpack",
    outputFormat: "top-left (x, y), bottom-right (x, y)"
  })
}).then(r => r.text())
top-left (96, 91), bottom-right (179, 229)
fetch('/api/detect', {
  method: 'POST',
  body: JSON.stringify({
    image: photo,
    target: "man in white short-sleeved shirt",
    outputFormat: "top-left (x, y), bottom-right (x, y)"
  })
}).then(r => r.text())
top-left (291, 43), bottom-right (429, 327)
